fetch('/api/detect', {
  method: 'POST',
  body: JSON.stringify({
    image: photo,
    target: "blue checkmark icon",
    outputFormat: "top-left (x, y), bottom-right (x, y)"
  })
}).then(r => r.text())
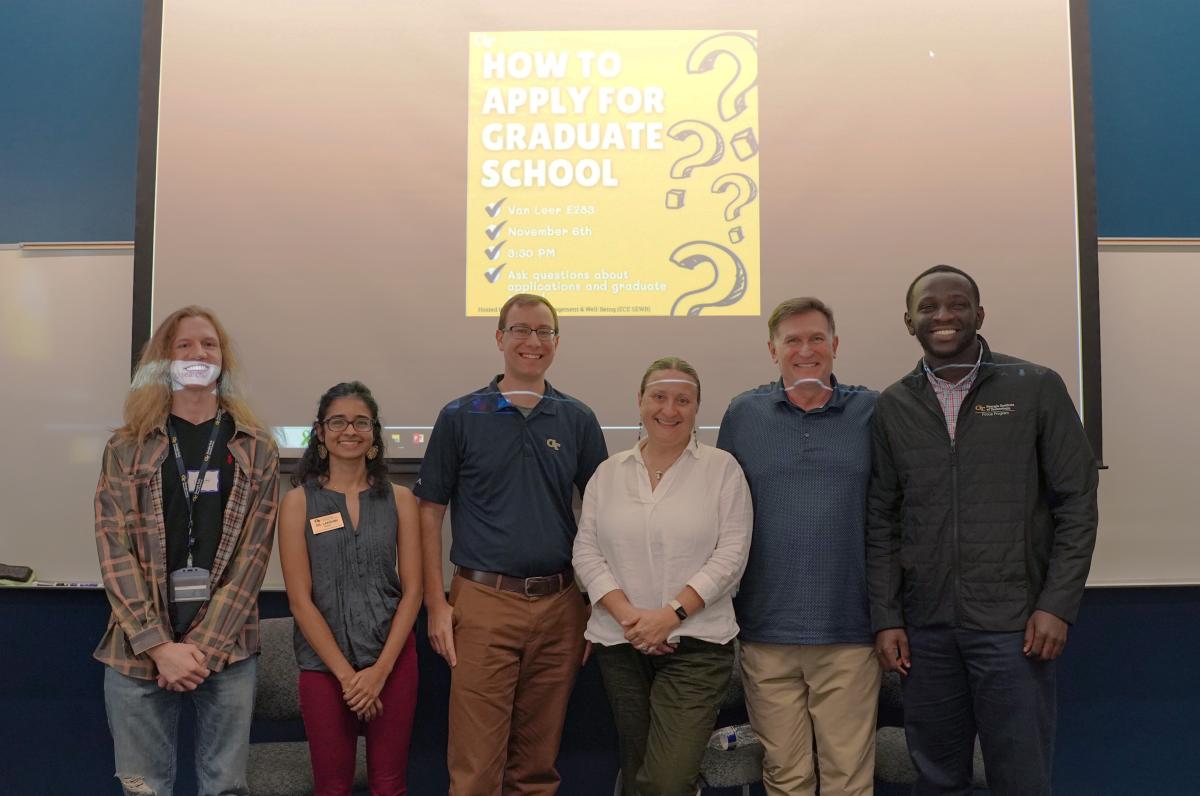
top-left (485, 263), bottom-right (506, 283)
top-left (486, 221), bottom-right (507, 240)
top-left (485, 197), bottom-right (507, 217)
top-left (485, 241), bottom-right (506, 260)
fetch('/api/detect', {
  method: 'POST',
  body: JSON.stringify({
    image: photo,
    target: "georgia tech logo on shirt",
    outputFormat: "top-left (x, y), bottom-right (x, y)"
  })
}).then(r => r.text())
top-left (975, 402), bottom-right (1016, 417)
top-left (546, 438), bottom-right (562, 451)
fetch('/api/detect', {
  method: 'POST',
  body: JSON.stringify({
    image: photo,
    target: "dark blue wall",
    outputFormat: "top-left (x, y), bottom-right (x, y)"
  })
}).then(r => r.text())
top-left (1090, 0), bottom-right (1200, 236)
top-left (4, 587), bottom-right (1197, 794)
top-left (0, 0), bottom-right (141, 242)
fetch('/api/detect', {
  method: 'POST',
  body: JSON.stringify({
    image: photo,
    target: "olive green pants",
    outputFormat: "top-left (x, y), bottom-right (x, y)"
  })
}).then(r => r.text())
top-left (596, 637), bottom-right (734, 796)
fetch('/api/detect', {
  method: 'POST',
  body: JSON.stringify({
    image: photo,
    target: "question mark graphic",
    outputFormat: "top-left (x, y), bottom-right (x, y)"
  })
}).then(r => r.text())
top-left (711, 173), bottom-right (758, 220)
top-left (710, 173), bottom-right (758, 244)
top-left (686, 32), bottom-right (758, 123)
top-left (665, 120), bottom-right (726, 208)
top-left (668, 240), bottom-right (749, 316)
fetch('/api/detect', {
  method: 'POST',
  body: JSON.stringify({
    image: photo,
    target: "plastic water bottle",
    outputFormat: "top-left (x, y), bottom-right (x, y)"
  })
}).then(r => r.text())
top-left (708, 724), bottom-right (759, 750)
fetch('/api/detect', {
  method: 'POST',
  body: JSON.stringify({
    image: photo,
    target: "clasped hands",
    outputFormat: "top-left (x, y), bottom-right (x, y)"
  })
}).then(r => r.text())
top-left (150, 641), bottom-right (209, 691)
top-left (338, 664), bottom-right (388, 721)
top-left (620, 606), bottom-right (681, 655)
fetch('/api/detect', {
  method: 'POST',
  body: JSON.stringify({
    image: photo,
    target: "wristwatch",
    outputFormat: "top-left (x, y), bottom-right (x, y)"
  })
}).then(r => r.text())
top-left (668, 599), bottom-right (688, 622)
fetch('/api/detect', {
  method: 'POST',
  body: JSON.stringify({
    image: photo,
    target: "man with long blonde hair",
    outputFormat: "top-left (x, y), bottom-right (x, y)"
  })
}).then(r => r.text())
top-left (94, 306), bottom-right (279, 796)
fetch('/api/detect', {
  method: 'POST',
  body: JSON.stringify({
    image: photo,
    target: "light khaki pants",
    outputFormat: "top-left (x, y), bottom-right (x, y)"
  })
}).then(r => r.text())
top-left (740, 641), bottom-right (880, 796)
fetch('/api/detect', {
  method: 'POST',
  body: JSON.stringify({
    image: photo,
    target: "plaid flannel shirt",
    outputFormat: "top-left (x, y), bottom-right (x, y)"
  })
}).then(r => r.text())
top-left (93, 417), bottom-right (279, 679)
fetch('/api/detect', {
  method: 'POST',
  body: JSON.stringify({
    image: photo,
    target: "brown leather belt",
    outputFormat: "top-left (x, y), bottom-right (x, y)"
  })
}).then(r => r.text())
top-left (456, 566), bottom-right (574, 597)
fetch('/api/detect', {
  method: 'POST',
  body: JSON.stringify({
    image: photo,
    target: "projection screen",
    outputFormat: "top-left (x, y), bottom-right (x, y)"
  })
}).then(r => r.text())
top-left (135, 0), bottom-right (1099, 459)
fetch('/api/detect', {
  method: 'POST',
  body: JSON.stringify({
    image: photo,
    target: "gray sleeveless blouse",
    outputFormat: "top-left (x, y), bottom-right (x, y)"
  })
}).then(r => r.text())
top-left (294, 483), bottom-right (403, 671)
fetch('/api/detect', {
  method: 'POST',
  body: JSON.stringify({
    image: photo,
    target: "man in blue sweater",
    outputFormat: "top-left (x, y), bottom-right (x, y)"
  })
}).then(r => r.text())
top-left (718, 297), bottom-right (879, 796)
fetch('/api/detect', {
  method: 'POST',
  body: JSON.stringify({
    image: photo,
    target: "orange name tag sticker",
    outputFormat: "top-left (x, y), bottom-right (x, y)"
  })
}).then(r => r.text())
top-left (309, 513), bottom-right (345, 534)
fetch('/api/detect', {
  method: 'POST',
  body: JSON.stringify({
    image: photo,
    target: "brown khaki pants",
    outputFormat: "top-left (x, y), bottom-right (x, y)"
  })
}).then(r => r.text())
top-left (740, 641), bottom-right (880, 796)
top-left (447, 574), bottom-right (587, 795)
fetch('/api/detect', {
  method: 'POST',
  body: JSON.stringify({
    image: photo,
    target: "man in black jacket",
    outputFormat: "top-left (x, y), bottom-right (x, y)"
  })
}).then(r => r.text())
top-left (867, 265), bottom-right (1098, 795)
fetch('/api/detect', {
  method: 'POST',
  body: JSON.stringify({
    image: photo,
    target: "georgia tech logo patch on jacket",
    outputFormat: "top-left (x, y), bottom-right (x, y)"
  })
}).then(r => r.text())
top-left (974, 402), bottom-right (1016, 417)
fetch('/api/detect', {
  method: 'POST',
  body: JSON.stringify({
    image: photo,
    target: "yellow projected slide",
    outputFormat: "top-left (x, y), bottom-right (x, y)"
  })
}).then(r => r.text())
top-left (466, 30), bottom-right (760, 317)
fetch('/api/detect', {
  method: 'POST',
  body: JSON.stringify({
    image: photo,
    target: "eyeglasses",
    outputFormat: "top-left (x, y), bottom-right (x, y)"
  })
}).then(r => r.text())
top-left (321, 416), bottom-right (374, 432)
top-left (504, 325), bottom-right (558, 340)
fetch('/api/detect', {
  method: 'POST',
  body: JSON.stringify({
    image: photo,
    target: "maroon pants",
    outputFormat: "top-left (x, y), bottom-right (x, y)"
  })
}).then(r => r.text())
top-left (298, 633), bottom-right (419, 796)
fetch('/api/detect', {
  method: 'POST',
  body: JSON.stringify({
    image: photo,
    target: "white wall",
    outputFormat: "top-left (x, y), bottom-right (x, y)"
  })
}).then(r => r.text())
top-left (1090, 244), bottom-right (1200, 585)
top-left (0, 247), bottom-right (131, 584)
top-left (2, 245), bottom-right (1196, 586)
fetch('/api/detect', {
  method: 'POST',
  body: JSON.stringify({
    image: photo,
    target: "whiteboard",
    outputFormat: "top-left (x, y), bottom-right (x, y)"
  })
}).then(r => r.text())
top-left (0, 247), bottom-right (131, 584)
top-left (1088, 246), bottom-right (1200, 586)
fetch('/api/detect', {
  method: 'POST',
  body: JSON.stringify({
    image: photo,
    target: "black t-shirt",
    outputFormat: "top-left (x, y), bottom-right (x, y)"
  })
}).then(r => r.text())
top-left (161, 414), bottom-right (235, 576)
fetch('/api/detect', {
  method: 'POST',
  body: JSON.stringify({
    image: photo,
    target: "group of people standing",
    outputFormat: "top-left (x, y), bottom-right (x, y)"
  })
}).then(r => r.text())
top-left (94, 263), bottom-right (1098, 796)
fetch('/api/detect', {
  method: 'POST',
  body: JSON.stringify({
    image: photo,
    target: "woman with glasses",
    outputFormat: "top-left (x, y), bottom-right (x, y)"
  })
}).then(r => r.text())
top-left (279, 381), bottom-right (422, 795)
top-left (573, 357), bottom-right (753, 796)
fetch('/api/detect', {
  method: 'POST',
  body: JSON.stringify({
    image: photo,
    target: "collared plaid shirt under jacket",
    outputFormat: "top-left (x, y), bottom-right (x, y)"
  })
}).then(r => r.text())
top-left (923, 345), bottom-right (983, 441)
top-left (93, 417), bottom-right (279, 679)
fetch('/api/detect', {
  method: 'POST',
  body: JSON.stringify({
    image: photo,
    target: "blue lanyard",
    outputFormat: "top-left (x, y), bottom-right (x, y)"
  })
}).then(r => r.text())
top-left (167, 408), bottom-right (224, 568)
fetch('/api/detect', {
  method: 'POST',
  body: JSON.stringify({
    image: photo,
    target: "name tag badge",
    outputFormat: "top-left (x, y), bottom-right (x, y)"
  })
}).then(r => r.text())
top-left (310, 513), bottom-right (345, 534)
top-left (186, 469), bottom-right (220, 494)
top-left (169, 566), bottom-right (211, 603)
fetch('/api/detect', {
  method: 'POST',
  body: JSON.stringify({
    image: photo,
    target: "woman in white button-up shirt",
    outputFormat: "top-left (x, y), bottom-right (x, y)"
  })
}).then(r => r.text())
top-left (573, 356), bottom-right (752, 796)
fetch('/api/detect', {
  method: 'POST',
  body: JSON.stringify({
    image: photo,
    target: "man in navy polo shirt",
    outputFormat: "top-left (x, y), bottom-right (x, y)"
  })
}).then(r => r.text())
top-left (717, 297), bottom-right (880, 795)
top-left (415, 293), bottom-right (608, 795)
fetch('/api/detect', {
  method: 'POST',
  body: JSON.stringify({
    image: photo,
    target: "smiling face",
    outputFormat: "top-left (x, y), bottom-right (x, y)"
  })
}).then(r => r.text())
top-left (170, 315), bottom-right (223, 390)
top-left (638, 369), bottom-right (699, 448)
top-left (317, 396), bottom-right (376, 461)
top-left (905, 272), bottom-right (985, 368)
top-left (769, 310), bottom-right (838, 391)
top-left (496, 301), bottom-right (559, 384)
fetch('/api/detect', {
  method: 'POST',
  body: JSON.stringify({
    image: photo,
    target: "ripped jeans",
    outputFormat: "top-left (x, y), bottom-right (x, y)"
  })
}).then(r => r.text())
top-left (103, 657), bottom-right (257, 796)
